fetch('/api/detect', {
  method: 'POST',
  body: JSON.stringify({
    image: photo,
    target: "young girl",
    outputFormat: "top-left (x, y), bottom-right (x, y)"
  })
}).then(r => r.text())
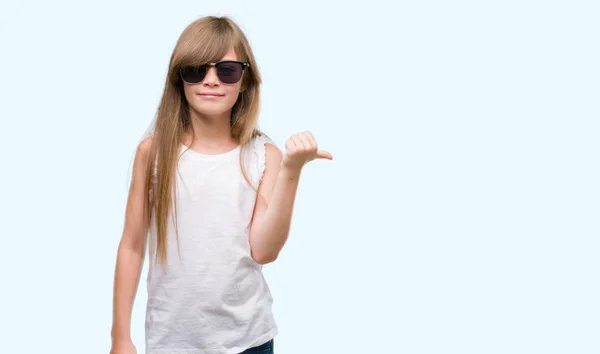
top-left (109, 16), bottom-right (332, 354)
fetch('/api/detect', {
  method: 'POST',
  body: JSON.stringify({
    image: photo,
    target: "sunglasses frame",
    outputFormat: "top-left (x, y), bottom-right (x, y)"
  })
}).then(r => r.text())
top-left (179, 61), bottom-right (251, 84)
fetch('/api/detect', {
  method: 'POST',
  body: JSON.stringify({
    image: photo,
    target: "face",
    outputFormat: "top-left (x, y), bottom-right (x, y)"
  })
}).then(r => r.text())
top-left (181, 48), bottom-right (244, 118)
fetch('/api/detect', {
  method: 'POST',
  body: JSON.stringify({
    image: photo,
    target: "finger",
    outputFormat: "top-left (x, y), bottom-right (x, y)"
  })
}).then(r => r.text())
top-left (285, 138), bottom-right (297, 152)
top-left (315, 150), bottom-right (333, 160)
top-left (302, 131), bottom-right (317, 149)
top-left (291, 135), bottom-right (309, 151)
top-left (296, 133), bottom-right (314, 151)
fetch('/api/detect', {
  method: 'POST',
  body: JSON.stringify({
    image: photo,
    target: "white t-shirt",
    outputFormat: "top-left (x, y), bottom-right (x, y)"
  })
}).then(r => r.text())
top-left (145, 133), bottom-right (278, 354)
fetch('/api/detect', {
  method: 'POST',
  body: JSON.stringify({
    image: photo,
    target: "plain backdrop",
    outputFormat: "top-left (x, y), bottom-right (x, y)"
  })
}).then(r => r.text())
top-left (1, 1), bottom-right (598, 353)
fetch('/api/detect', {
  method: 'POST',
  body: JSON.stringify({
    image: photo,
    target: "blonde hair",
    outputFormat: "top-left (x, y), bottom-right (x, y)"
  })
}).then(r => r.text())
top-left (141, 16), bottom-right (264, 267)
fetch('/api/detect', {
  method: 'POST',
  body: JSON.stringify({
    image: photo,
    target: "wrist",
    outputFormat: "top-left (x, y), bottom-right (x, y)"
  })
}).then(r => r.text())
top-left (111, 336), bottom-right (133, 346)
top-left (111, 328), bottom-right (131, 343)
top-left (279, 163), bottom-right (303, 179)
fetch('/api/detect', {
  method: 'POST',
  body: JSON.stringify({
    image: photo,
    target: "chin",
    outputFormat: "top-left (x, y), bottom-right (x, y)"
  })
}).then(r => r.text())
top-left (191, 105), bottom-right (232, 117)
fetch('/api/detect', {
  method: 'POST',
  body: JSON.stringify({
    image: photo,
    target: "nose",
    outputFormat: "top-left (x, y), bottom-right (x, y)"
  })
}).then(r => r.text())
top-left (202, 66), bottom-right (220, 87)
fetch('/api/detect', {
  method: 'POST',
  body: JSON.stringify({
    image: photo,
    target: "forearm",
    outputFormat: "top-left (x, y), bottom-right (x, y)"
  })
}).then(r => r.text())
top-left (111, 244), bottom-right (145, 341)
top-left (251, 166), bottom-right (302, 262)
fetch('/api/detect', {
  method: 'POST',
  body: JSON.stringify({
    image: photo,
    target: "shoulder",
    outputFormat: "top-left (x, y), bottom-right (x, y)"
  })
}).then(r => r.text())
top-left (136, 135), bottom-right (154, 160)
top-left (133, 135), bottom-right (156, 183)
top-left (135, 136), bottom-right (153, 162)
top-left (265, 143), bottom-right (282, 166)
top-left (252, 131), bottom-right (279, 152)
top-left (246, 132), bottom-right (282, 184)
top-left (251, 132), bottom-right (281, 161)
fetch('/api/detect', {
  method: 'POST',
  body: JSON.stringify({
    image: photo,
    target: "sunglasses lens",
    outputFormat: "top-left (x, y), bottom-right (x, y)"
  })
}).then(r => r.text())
top-left (217, 62), bottom-right (244, 84)
top-left (180, 62), bottom-right (246, 84)
top-left (180, 66), bottom-right (207, 83)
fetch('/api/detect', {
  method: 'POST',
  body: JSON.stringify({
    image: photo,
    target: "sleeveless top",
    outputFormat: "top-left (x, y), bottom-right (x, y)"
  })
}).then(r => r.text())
top-left (145, 133), bottom-right (278, 354)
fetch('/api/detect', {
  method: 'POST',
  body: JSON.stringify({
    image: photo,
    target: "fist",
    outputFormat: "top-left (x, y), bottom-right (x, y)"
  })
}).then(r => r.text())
top-left (109, 340), bottom-right (137, 354)
top-left (282, 131), bottom-right (332, 171)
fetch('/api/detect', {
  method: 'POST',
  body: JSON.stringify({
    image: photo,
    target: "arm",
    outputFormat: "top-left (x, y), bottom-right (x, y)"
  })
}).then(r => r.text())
top-left (110, 138), bottom-right (152, 352)
top-left (249, 143), bottom-right (291, 264)
top-left (249, 131), bottom-right (332, 264)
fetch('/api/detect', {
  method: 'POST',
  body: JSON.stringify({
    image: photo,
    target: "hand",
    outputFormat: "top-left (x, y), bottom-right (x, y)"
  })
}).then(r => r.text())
top-left (281, 131), bottom-right (332, 171)
top-left (109, 340), bottom-right (137, 354)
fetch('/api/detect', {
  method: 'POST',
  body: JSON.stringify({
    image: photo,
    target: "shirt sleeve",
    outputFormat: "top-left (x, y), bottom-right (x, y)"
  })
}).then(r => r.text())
top-left (253, 133), bottom-right (276, 187)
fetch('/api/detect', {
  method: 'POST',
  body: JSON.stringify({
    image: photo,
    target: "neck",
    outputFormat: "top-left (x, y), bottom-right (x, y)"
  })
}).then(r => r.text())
top-left (183, 108), bottom-right (238, 151)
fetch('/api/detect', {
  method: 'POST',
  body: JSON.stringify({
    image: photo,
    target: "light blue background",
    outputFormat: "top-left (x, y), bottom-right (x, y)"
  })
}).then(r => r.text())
top-left (1, 1), bottom-right (598, 353)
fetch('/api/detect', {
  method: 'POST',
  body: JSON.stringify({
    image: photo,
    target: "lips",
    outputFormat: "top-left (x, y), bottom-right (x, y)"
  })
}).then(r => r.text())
top-left (199, 93), bottom-right (224, 97)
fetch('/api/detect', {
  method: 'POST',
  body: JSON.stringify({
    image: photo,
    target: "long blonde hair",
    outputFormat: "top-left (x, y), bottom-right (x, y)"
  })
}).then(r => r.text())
top-left (141, 16), bottom-right (264, 267)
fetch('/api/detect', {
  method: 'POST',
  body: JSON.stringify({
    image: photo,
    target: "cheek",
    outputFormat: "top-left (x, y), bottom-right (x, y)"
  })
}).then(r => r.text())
top-left (225, 90), bottom-right (241, 107)
top-left (183, 85), bottom-right (197, 102)
top-left (219, 84), bottom-right (242, 108)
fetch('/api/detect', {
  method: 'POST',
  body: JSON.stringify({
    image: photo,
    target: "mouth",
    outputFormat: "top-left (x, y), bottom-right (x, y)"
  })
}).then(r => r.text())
top-left (199, 93), bottom-right (224, 97)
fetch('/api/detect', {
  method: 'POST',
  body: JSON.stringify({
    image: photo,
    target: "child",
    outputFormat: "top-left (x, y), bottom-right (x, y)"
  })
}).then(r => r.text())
top-left (109, 16), bottom-right (332, 354)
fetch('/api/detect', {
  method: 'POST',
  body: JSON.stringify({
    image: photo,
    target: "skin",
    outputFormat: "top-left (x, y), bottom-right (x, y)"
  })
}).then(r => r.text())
top-left (179, 48), bottom-right (333, 263)
top-left (109, 48), bottom-right (332, 354)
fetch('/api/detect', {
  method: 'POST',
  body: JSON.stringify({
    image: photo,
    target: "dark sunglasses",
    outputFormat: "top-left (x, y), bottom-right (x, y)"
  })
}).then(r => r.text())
top-left (179, 61), bottom-right (250, 84)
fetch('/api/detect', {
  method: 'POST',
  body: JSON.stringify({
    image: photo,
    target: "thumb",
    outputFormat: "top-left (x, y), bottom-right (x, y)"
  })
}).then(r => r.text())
top-left (315, 150), bottom-right (333, 160)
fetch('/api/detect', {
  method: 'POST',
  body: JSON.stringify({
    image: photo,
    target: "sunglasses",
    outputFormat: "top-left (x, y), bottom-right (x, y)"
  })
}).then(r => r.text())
top-left (179, 61), bottom-right (250, 84)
